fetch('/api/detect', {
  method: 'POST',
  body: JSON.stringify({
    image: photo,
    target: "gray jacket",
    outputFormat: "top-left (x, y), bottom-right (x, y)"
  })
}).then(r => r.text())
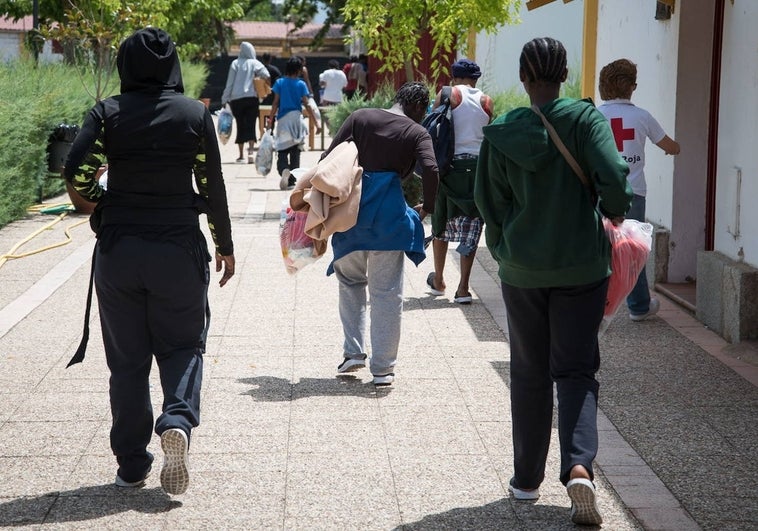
top-left (221, 42), bottom-right (269, 104)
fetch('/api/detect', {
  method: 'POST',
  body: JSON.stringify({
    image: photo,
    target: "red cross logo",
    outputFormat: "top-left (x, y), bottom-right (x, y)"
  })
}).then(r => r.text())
top-left (610, 117), bottom-right (635, 152)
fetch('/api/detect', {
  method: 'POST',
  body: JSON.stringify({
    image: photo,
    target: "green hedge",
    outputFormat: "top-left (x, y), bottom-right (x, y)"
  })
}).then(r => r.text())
top-left (0, 59), bottom-right (208, 229)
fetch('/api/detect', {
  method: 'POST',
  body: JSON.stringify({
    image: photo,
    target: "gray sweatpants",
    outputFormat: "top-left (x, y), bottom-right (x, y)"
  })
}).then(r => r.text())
top-left (332, 250), bottom-right (405, 376)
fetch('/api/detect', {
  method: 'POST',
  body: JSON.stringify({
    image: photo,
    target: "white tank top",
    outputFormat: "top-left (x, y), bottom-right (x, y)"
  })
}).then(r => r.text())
top-left (451, 85), bottom-right (490, 157)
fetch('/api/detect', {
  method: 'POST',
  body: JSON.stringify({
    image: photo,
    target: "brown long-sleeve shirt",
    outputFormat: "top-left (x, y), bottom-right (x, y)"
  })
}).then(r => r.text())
top-left (323, 108), bottom-right (439, 213)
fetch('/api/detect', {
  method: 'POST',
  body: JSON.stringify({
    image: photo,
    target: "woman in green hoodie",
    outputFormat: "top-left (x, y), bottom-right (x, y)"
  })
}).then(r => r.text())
top-left (474, 37), bottom-right (632, 526)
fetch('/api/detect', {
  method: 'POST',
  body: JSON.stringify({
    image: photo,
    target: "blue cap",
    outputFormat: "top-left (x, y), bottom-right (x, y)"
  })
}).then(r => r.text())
top-left (451, 59), bottom-right (481, 80)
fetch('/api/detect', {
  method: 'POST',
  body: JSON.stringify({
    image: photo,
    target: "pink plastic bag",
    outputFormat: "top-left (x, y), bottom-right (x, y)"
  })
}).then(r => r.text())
top-left (279, 203), bottom-right (323, 274)
top-left (603, 218), bottom-right (653, 318)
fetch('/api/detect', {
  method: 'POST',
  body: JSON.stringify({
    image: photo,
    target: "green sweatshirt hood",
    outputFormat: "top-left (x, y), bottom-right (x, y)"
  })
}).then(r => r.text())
top-left (483, 98), bottom-right (594, 173)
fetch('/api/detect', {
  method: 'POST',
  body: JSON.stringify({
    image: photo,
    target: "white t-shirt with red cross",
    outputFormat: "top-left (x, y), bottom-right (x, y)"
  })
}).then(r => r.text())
top-left (597, 98), bottom-right (665, 196)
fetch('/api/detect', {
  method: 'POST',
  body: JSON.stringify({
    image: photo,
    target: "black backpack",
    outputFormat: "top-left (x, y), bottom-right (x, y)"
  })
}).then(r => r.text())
top-left (418, 86), bottom-right (454, 176)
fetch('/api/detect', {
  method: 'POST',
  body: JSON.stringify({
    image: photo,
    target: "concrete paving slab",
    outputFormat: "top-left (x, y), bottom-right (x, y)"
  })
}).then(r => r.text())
top-left (389, 454), bottom-right (504, 522)
top-left (0, 420), bottom-right (99, 456)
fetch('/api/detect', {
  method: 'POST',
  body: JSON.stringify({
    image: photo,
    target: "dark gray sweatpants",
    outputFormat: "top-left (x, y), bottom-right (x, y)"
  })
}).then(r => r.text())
top-left (502, 277), bottom-right (608, 489)
top-left (95, 234), bottom-right (209, 483)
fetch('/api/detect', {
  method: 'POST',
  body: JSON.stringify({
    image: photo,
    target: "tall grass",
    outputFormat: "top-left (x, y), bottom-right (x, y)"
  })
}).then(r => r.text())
top-left (488, 65), bottom-right (584, 119)
top-left (0, 60), bottom-right (91, 226)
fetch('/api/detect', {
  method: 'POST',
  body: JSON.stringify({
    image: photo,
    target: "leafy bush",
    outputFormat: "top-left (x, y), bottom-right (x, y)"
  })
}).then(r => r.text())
top-left (490, 86), bottom-right (530, 117)
top-left (181, 61), bottom-right (209, 100)
top-left (322, 83), bottom-right (396, 134)
top-left (0, 59), bottom-right (209, 228)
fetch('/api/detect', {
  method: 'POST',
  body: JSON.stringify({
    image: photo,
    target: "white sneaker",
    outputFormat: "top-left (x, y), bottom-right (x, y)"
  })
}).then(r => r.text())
top-left (115, 466), bottom-right (151, 488)
top-left (567, 478), bottom-right (603, 526)
top-left (279, 168), bottom-right (291, 190)
top-left (508, 478), bottom-right (540, 500)
top-left (160, 428), bottom-right (190, 495)
top-left (630, 297), bottom-right (660, 322)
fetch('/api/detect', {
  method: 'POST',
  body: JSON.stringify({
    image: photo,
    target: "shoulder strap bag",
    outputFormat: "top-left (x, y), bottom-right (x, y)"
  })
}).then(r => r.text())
top-left (530, 104), bottom-right (596, 201)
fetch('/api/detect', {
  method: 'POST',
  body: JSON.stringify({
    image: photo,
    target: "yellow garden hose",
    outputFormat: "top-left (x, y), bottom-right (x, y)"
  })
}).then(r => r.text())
top-left (0, 206), bottom-right (90, 269)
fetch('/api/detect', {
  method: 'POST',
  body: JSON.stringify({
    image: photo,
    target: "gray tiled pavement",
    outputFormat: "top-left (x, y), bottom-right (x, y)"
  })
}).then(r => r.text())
top-left (0, 125), bottom-right (756, 530)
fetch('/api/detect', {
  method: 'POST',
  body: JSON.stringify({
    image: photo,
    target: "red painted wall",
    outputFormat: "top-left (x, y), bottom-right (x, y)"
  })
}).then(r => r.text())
top-left (365, 31), bottom-right (456, 95)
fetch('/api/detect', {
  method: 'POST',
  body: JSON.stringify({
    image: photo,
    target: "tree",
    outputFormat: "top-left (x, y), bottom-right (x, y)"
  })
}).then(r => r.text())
top-left (280, 0), bottom-right (347, 47)
top-left (43, 2), bottom-right (156, 101)
top-left (341, 0), bottom-right (520, 82)
top-left (153, 0), bottom-right (250, 59)
top-left (0, 0), bottom-right (248, 62)
top-left (245, 0), bottom-right (281, 21)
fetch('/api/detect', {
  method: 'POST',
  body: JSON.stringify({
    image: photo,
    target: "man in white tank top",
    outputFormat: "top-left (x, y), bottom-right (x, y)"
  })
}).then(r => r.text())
top-left (427, 59), bottom-right (493, 304)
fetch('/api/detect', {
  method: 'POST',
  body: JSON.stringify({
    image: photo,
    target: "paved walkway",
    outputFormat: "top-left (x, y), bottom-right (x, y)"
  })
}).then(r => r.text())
top-left (0, 126), bottom-right (756, 530)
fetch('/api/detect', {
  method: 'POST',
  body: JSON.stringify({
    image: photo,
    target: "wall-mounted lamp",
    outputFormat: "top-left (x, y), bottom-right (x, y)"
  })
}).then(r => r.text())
top-left (655, 0), bottom-right (675, 20)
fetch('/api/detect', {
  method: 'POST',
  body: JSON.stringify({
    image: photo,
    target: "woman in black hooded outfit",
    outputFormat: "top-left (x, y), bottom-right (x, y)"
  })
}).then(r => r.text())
top-left (63, 28), bottom-right (235, 496)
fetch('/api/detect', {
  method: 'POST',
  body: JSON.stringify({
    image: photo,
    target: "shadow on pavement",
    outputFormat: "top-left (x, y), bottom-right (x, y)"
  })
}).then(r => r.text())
top-left (238, 375), bottom-right (392, 401)
top-left (0, 485), bottom-right (179, 527)
top-left (393, 497), bottom-right (587, 531)
top-left (490, 360), bottom-right (509, 385)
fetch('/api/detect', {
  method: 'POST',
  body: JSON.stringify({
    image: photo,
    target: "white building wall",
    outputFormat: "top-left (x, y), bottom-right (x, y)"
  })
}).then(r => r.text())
top-left (0, 31), bottom-right (62, 63)
top-left (595, 1), bottom-right (679, 230)
top-left (0, 32), bottom-right (21, 61)
top-left (714, 1), bottom-right (758, 268)
top-left (475, 0), bottom-right (584, 94)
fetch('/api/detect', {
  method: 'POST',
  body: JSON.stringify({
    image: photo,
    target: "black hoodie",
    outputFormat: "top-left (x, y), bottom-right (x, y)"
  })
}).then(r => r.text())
top-left (64, 28), bottom-right (233, 256)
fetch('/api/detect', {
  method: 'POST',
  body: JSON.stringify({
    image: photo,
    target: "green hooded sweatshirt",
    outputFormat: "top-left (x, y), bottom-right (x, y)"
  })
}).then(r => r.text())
top-left (474, 98), bottom-right (632, 288)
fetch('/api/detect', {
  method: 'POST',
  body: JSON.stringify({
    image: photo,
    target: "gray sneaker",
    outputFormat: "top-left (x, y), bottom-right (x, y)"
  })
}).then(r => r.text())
top-left (630, 297), bottom-right (660, 322)
top-left (160, 428), bottom-right (190, 495)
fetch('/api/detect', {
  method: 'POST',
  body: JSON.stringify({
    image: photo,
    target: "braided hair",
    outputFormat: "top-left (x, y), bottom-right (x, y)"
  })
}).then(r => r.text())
top-left (395, 81), bottom-right (429, 109)
top-left (519, 37), bottom-right (567, 83)
top-left (599, 59), bottom-right (637, 100)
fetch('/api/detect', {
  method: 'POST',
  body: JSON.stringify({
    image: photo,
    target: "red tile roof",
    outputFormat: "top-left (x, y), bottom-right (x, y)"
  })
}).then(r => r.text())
top-left (0, 15), bottom-right (33, 32)
top-left (231, 21), bottom-right (347, 41)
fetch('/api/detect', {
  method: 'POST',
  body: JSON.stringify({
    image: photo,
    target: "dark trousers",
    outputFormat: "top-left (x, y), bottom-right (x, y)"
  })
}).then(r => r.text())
top-left (626, 194), bottom-right (651, 314)
top-left (230, 97), bottom-right (260, 145)
top-left (502, 277), bottom-right (607, 488)
top-left (95, 235), bottom-right (208, 482)
top-left (277, 145), bottom-right (301, 177)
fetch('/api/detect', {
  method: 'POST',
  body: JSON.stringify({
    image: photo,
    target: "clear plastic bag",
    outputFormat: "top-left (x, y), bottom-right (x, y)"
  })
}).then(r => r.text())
top-left (599, 218), bottom-right (653, 335)
top-left (256, 129), bottom-right (274, 176)
top-left (307, 97), bottom-right (322, 129)
top-left (279, 202), bottom-right (323, 274)
top-left (217, 105), bottom-right (233, 145)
